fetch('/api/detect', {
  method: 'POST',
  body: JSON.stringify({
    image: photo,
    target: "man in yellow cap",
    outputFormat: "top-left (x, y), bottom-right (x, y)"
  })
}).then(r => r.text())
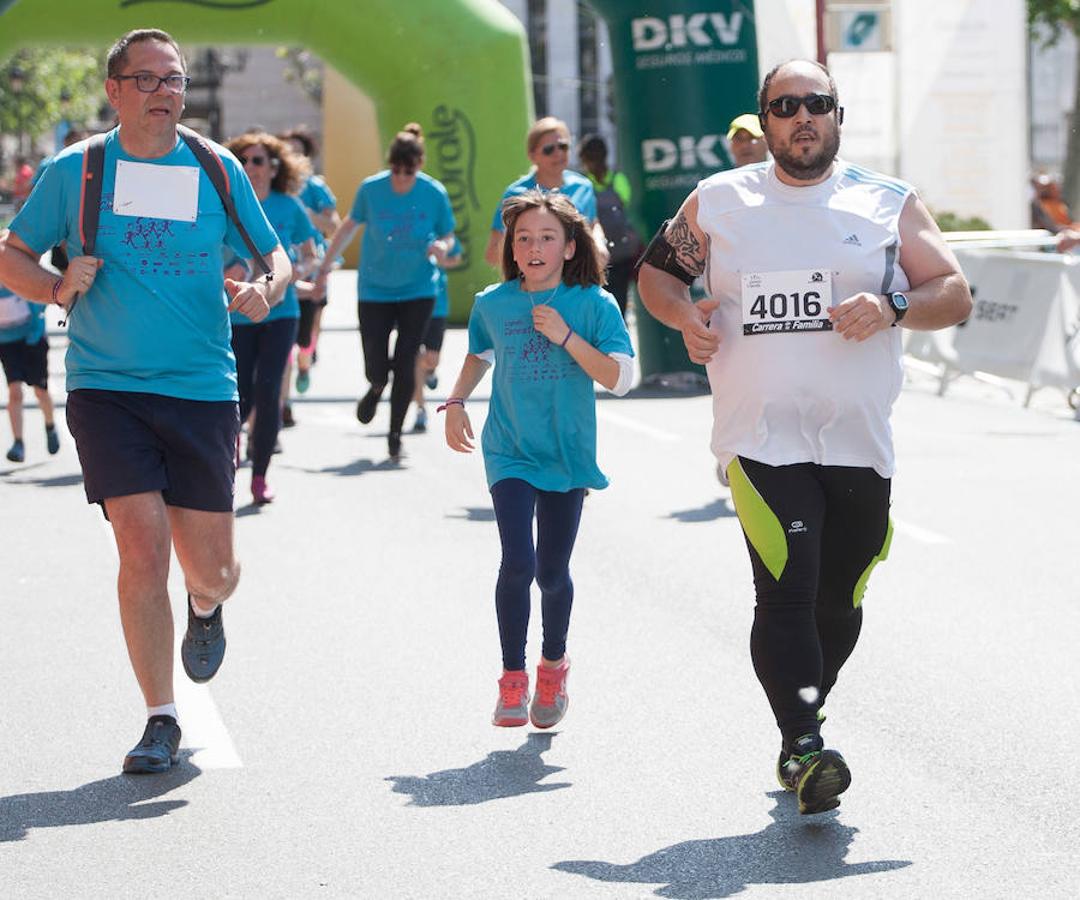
top-left (727, 113), bottom-right (767, 167)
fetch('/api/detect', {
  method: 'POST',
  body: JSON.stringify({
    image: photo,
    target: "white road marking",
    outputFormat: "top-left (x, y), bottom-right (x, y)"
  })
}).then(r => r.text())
top-left (597, 407), bottom-right (681, 443)
top-left (97, 511), bottom-right (243, 768)
top-left (891, 516), bottom-right (951, 545)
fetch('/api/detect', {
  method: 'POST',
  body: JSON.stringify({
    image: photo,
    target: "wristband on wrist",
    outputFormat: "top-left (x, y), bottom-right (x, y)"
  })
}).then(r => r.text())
top-left (51, 278), bottom-right (64, 305)
top-left (436, 398), bottom-right (465, 413)
top-left (560, 328), bottom-right (574, 348)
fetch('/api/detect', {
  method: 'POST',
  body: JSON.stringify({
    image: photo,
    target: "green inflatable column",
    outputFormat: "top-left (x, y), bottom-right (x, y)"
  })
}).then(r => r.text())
top-left (0, 0), bottom-right (532, 324)
top-left (588, 0), bottom-right (760, 385)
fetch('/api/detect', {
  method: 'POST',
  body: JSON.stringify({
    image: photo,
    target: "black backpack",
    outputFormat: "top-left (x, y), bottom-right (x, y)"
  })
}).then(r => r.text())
top-left (66, 125), bottom-right (271, 322)
top-left (593, 171), bottom-right (640, 265)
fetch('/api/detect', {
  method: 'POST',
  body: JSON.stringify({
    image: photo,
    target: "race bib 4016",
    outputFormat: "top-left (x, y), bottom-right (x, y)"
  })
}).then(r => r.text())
top-left (741, 269), bottom-right (833, 336)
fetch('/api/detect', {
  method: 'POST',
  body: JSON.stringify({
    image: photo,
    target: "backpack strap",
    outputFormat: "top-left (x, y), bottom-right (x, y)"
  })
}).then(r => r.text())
top-left (178, 124), bottom-right (272, 278)
top-left (79, 133), bottom-right (107, 255)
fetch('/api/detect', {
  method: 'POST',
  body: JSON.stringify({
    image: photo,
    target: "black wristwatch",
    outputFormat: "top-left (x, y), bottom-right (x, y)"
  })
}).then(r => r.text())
top-left (887, 291), bottom-right (909, 325)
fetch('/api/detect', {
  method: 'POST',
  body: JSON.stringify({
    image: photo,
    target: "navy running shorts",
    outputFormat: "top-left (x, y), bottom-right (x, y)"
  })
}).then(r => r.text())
top-left (0, 336), bottom-right (49, 388)
top-left (66, 389), bottom-right (240, 511)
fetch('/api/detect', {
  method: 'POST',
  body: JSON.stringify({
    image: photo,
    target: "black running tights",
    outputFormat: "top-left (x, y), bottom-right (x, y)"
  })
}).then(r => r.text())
top-left (357, 298), bottom-right (433, 436)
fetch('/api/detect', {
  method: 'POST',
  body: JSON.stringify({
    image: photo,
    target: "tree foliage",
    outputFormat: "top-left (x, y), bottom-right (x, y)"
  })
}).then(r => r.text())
top-left (0, 47), bottom-right (105, 150)
top-left (1029, 0), bottom-right (1080, 44)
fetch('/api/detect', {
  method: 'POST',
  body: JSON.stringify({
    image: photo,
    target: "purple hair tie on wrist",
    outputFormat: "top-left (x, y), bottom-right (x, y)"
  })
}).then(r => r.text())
top-left (560, 328), bottom-right (573, 348)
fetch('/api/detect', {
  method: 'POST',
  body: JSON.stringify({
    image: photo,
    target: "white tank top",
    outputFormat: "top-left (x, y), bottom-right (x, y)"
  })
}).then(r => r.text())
top-left (697, 160), bottom-right (912, 478)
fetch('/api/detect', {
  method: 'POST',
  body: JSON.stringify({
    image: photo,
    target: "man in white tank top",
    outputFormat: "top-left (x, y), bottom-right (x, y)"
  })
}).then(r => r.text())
top-left (639, 60), bottom-right (972, 815)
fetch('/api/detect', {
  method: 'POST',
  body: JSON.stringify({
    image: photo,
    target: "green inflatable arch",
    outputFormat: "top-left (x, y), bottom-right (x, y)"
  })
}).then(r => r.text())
top-left (0, 0), bottom-right (533, 321)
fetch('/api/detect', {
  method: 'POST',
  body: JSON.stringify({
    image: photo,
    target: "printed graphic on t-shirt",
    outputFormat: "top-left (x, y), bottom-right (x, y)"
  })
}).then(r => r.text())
top-left (503, 315), bottom-right (575, 384)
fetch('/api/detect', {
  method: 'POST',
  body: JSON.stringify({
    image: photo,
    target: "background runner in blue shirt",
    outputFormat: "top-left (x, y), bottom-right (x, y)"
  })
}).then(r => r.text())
top-left (483, 116), bottom-right (607, 272)
top-left (0, 283), bottom-right (59, 462)
top-left (316, 123), bottom-right (456, 460)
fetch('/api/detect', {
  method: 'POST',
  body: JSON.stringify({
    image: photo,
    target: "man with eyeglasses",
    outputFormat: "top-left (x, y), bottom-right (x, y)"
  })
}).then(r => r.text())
top-left (639, 59), bottom-right (971, 815)
top-left (484, 116), bottom-right (607, 268)
top-left (0, 28), bottom-right (292, 774)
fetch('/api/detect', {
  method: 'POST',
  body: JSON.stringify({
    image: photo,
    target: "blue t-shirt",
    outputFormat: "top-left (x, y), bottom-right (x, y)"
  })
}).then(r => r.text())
top-left (467, 280), bottom-right (633, 492)
top-left (10, 128), bottom-right (279, 401)
top-left (299, 175), bottom-right (336, 214)
top-left (349, 170), bottom-right (456, 302)
top-left (0, 284), bottom-right (45, 345)
top-left (490, 170), bottom-right (598, 232)
top-left (231, 190), bottom-right (317, 326)
top-left (433, 237), bottom-right (464, 319)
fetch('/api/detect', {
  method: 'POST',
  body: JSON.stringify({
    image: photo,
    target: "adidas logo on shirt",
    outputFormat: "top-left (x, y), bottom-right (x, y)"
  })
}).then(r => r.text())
top-left (842, 233), bottom-right (862, 246)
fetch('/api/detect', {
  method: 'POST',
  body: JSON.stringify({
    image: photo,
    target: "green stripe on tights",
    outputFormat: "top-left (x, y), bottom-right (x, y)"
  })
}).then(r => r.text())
top-left (728, 458), bottom-right (788, 581)
top-left (852, 517), bottom-right (893, 608)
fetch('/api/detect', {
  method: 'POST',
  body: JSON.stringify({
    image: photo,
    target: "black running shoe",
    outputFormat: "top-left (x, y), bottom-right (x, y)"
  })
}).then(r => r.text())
top-left (425, 372), bottom-right (438, 390)
top-left (356, 385), bottom-right (383, 424)
top-left (181, 596), bottom-right (226, 684)
top-left (388, 431), bottom-right (403, 460)
top-left (776, 733), bottom-right (851, 814)
top-left (281, 404), bottom-right (296, 428)
top-left (123, 715), bottom-right (181, 774)
top-left (46, 425), bottom-right (60, 455)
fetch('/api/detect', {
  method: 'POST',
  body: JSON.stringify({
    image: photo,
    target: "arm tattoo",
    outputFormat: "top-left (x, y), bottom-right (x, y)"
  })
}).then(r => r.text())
top-left (667, 212), bottom-right (707, 277)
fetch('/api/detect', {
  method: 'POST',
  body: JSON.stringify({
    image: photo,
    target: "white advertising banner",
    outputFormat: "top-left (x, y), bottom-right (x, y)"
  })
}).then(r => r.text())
top-left (907, 249), bottom-right (1080, 396)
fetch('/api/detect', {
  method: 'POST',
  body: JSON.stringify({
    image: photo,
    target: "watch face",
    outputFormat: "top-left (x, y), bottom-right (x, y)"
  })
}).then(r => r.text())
top-left (892, 292), bottom-right (909, 310)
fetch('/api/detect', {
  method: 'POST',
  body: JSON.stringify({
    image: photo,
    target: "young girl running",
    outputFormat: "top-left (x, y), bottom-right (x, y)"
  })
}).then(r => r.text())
top-left (443, 191), bottom-right (634, 728)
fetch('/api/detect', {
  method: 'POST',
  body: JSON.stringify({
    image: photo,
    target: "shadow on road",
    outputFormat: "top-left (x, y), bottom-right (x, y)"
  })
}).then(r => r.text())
top-left (0, 461), bottom-right (49, 479)
top-left (445, 506), bottom-right (496, 522)
top-left (0, 751), bottom-right (201, 843)
top-left (552, 791), bottom-right (911, 899)
top-left (667, 497), bottom-right (737, 523)
top-left (386, 732), bottom-right (570, 807)
top-left (280, 457), bottom-right (399, 478)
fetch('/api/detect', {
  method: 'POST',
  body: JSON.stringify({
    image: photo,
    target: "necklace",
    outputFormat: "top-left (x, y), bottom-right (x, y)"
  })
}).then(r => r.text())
top-left (526, 280), bottom-right (562, 307)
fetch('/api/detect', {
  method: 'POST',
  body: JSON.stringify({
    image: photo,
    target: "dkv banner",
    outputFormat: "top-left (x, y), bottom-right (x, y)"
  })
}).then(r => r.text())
top-left (589, 0), bottom-right (760, 382)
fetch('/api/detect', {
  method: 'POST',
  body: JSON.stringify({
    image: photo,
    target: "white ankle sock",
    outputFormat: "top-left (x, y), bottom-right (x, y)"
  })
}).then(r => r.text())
top-left (190, 595), bottom-right (219, 619)
top-left (147, 702), bottom-right (178, 722)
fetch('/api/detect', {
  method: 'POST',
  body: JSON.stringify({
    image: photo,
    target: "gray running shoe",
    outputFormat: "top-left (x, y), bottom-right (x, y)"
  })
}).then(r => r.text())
top-left (181, 595), bottom-right (226, 684)
top-left (6, 438), bottom-right (24, 463)
top-left (123, 715), bottom-right (181, 774)
top-left (529, 658), bottom-right (570, 729)
top-left (493, 670), bottom-right (529, 727)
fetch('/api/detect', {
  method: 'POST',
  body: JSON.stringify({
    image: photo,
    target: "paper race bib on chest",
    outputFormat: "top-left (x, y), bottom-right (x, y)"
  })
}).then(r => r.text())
top-left (741, 269), bottom-right (832, 336)
top-left (112, 160), bottom-right (199, 223)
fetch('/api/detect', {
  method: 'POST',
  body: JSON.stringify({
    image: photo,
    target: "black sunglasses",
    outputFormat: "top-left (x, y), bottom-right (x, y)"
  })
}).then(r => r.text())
top-left (540, 140), bottom-right (570, 156)
top-left (765, 93), bottom-right (840, 118)
top-left (239, 154), bottom-right (267, 167)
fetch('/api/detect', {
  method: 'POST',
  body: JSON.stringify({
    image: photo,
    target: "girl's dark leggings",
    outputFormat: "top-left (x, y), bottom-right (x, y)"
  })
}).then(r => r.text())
top-left (357, 298), bottom-right (434, 436)
top-left (729, 456), bottom-right (892, 752)
top-left (231, 317), bottom-right (298, 477)
top-left (490, 478), bottom-right (586, 672)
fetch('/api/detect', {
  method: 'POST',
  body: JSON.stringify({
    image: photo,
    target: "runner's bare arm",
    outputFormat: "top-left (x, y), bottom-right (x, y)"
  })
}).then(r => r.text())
top-left (484, 229), bottom-right (503, 268)
top-left (0, 229), bottom-right (101, 306)
top-left (894, 194), bottom-right (972, 330)
top-left (638, 189), bottom-right (720, 364)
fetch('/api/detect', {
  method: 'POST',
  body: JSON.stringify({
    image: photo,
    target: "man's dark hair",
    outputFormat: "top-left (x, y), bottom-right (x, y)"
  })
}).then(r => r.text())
top-left (577, 133), bottom-right (608, 162)
top-left (758, 59), bottom-right (839, 114)
top-left (107, 29), bottom-right (186, 79)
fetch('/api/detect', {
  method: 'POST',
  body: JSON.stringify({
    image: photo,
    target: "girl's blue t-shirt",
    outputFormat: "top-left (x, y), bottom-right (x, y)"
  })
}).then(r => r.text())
top-left (467, 280), bottom-right (633, 492)
top-left (349, 170), bottom-right (456, 302)
top-left (231, 190), bottom-right (317, 326)
top-left (9, 129), bottom-right (279, 402)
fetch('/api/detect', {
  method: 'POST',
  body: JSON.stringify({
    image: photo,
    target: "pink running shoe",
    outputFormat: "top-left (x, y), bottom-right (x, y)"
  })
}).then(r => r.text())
top-left (493, 670), bottom-right (530, 727)
top-left (251, 475), bottom-right (275, 505)
top-left (530, 657), bottom-right (570, 729)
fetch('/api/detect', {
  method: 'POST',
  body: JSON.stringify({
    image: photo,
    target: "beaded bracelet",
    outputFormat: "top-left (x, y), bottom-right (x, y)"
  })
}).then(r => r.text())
top-left (436, 398), bottom-right (465, 413)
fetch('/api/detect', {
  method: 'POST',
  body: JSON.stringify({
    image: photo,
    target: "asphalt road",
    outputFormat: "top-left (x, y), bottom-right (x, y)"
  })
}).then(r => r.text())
top-left (2, 273), bottom-right (1077, 899)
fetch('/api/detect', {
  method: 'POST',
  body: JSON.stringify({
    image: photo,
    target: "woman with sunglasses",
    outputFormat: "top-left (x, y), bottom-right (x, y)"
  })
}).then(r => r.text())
top-left (484, 117), bottom-right (608, 270)
top-left (315, 124), bottom-right (456, 460)
top-left (224, 132), bottom-right (319, 504)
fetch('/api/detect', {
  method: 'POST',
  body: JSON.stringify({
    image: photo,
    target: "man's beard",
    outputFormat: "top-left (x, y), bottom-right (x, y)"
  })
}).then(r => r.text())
top-left (771, 125), bottom-right (840, 181)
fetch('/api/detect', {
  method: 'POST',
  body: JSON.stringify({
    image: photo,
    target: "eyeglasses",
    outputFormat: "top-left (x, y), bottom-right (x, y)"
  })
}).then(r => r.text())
top-left (540, 140), bottom-right (570, 156)
top-left (764, 93), bottom-right (839, 118)
top-left (113, 73), bottom-right (190, 94)
top-left (239, 155), bottom-right (268, 167)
